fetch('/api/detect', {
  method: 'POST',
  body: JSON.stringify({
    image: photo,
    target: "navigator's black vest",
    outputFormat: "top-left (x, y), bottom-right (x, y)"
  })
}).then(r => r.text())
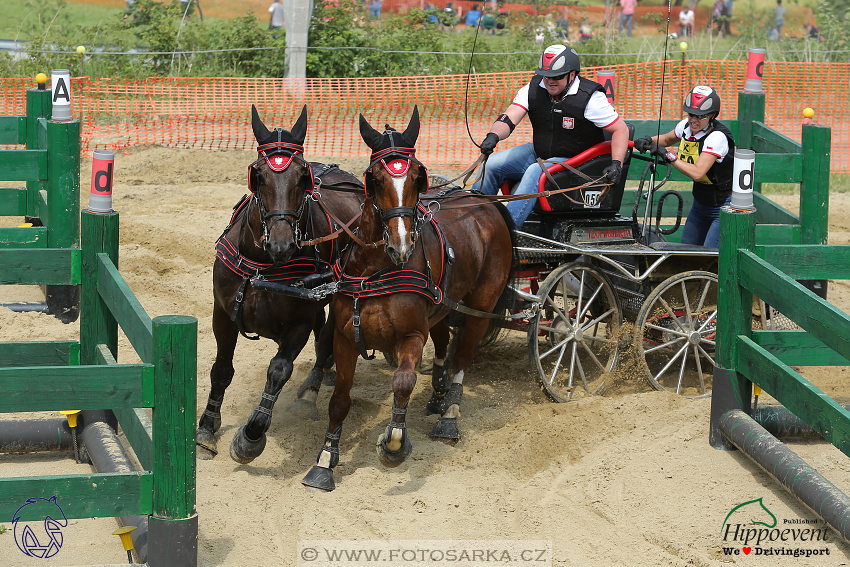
top-left (675, 119), bottom-right (735, 206)
top-left (527, 75), bottom-right (607, 160)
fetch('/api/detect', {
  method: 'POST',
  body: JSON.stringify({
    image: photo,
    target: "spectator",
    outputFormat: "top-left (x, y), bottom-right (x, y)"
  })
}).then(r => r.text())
top-left (804, 23), bottom-right (822, 40)
top-left (723, 0), bottom-right (733, 36)
top-left (495, 4), bottom-right (508, 34)
top-left (676, 6), bottom-right (695, 38)
top-left (619, 0), bottom-right (636, 37)
top-left (268, 0), bottom-right (285, 31)
top-left (466, 3), bottom-right (482, 27)
top-left (481, 8), bottom-right (497, 33)
top-left (425, 3), bottom-right (439, 24)
top-left (772, 0), bottom-right (785, 39)
top-left (578, 18), bottom-right (592, 42)
top-left (369, 0), bottom-right (382, 20)
top-left (440, 3), bottom-right (459, 30)
top-left (555, 10), bottom-right (569, 40)
top-left (711, 0), bottom-right (724, 36)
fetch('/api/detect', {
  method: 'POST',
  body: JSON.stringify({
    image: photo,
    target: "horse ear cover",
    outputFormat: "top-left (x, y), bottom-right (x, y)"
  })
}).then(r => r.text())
top-left (359, 113), bottom-right (384, 151)
top-left (291, 105), bottom-right (308, 146)
top-left (251, 104), bottom-right (272, 144)
top-left (402, 105), bottom-right (420, 148)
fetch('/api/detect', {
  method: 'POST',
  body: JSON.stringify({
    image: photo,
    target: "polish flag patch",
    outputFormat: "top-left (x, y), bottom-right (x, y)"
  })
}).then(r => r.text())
top-left (265, 154), bottom-right (293, 172)
top-left (563, 117), bottom-right (574, 129)
top-left (383, 159), bottom-right (410, 177)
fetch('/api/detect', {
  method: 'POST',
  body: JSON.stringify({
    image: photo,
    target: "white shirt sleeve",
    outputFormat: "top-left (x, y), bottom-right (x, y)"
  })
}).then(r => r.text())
top-left (702, 130), bottom-right (730, 161)
top-left (269, 5), bottom-right (274, 12)
top-left (584, 91), bottom-right (619, 128)
top-left (674, 119), bottom-right (688, 139)
top-left (510, 84), bottom-right (530, 111)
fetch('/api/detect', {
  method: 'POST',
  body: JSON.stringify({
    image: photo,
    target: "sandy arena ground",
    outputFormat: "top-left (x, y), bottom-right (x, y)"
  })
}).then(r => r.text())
top-left (2, 146), bottom-right (850, 566)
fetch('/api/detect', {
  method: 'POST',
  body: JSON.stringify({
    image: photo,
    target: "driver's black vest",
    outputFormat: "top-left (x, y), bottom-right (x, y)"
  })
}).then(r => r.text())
top-left (527, 75), bottom-right (607, 160)
top-left (676, 119), bottom-right (736, 206)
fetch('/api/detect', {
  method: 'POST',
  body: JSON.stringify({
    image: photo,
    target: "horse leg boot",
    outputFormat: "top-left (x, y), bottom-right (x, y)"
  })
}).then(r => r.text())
top-left (430, 371), bottom-right (464, 442)
top-left (377, 398), bottom-right (413, 467)
top-left (302, 424), bottom-right (342, 491)
top-left (290, 311), bottom-right (336, 420)
top-left (231, 333), bottom-right (307, 463)
top-left (197, 307), bottom-right (238, 458)
top-left (425, 320), bottom-right (451, 415)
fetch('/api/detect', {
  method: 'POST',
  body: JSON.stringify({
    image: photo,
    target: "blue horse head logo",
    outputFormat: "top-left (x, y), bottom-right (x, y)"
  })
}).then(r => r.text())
top-left (12, 496), bottom-right (67, 558)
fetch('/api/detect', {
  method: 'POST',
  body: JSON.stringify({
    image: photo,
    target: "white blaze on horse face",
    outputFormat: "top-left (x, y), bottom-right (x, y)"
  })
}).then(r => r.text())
top-left (391, 174), bottom-right (410, 244)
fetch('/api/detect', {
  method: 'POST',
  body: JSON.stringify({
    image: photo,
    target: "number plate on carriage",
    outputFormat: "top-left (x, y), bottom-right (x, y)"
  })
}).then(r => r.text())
top-left (583, 191), bottom-right (601, 209)
top-left (570, 227), bottom-right (634, 244)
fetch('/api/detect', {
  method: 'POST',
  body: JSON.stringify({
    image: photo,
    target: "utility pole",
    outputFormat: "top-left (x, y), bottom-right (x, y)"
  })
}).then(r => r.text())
top-left (283, 0), bottom-right (313, 79)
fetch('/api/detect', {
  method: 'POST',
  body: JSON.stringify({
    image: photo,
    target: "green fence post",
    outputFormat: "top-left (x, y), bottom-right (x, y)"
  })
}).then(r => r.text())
top-left (25, 87), bottom-right (51, 220)
top-left (736, 92), bottom-right (765, 193)
top-left (710, 205), bottom-right (756, 449)
top-left (46, 118), bottom-right (80, 249)
top-left (149, 315), bottom-right (198, 567)
top-left (800, 123), bottom-right (831, 247)
top-left (80, 209), bottom-right (119, 365)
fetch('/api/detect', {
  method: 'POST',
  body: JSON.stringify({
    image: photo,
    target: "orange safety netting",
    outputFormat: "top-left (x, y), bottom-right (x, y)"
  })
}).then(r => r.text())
top-left (0, 60), bottom-right (846, 172)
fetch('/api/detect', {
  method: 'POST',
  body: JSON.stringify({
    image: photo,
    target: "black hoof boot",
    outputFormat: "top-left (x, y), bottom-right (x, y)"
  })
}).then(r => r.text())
top-left (229, 425), bottom-right (266, 464)
top-left (289, 398), bottom-right (320, 421)
top-left (321, 371), bottom-right (336, 387)
top-left (196, 427), bottom-right (218, 456)
top-left (302, 466), bottom-right (335, 491)
top-left (377, 430), bottom-right (413, 468)
top-left (430, 417), bottom-right (460, 442)
top-left (425, 364), bottom-right (450, 415)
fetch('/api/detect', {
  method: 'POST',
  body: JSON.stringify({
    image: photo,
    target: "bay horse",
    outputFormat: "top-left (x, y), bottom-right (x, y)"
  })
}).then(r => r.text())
top-left (196, 105), bottom-right (363, 462)
top-left (301, 107), bottom-right (515, 491)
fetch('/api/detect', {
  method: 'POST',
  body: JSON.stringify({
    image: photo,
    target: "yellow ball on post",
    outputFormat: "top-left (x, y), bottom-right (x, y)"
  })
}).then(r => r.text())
top-left (679, 41), bottom-right (688, 52)
top-left (35, 72), bottom-right (47, 91)
top-left (803, 107), bottom-right (814, 125)
top-left (76, 45), bottom-right (86, 55)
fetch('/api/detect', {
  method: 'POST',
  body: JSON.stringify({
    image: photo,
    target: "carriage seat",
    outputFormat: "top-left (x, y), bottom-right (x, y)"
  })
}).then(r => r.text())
top-left (534, 121), bottom-right (635, 217)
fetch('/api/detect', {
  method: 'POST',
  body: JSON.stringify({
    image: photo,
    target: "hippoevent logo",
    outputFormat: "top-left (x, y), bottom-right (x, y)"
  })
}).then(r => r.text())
top-left (720, 498), bottom-right (830, 558)
top-left (12, 496), bottom-right (67, 559)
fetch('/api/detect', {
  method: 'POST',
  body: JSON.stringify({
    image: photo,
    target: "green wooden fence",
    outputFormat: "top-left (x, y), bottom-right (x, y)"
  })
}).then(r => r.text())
top-left (0, 81), bottom-right (198, 565)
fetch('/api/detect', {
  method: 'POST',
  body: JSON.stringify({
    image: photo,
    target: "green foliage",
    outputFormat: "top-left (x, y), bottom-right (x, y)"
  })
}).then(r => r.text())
top-left (0, 524), bottom-right (6, 535)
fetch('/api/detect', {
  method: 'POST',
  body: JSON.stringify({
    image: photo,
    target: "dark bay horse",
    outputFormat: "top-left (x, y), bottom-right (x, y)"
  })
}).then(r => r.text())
top-left (196, 105), bottom-right (363, 462)
top-left (301, 107), bottom-right (515, 491)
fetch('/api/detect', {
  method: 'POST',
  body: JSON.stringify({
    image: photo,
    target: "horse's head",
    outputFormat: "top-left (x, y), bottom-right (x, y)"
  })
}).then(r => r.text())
top-left (359, 106), bottom-right (428, 266)
top-left (249, 104), bottom-right (313, 264)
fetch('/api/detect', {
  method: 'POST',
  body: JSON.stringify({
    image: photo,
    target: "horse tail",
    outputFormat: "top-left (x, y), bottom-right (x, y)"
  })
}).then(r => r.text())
top-left (478, 200), bottom-right (518, 347)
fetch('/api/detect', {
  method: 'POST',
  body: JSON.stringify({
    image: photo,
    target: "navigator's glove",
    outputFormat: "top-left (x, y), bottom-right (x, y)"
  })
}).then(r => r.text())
top-left (633, 136), bottom-right (653, 153)
top-left (649, 144), bottom-right (671, 162)
top-left (602, 160), bottom-right (622, 185)
top-left (479, 133), bottom-right (500, 156)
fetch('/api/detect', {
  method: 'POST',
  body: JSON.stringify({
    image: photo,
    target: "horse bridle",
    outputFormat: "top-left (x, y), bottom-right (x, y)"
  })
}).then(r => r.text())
top-left (248, 138), bottom-right (313, 253)
top-left (364, 139), bottom-right (429, 248)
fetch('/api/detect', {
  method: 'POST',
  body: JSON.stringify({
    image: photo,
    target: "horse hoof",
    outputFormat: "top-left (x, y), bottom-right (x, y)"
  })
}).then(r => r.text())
top-left (197, 445), bottom-right (217, 460)
top-left (430, 417), bottom-right (460, 441)
top-left (229, 425), bottom-right (266, 464)
top-left (376, 432), bottom-right (413, 468)
top-left (321, 371), bottom-right (336, 388)
top-left (425, 393), bottom-right (445, 416)
top-left (418, 362), bottom-right (433, 374)
top-left (289, 398), bottom-right (320, 421)
top-left (302, 466), bottom-right (335, 491)
top-left (196, 428), bottom-right (218, 456)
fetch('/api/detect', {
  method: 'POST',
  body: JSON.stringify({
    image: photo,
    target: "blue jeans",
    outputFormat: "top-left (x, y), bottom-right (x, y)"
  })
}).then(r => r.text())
top-left (471, 143), bottom-right (567, 229)
top-left (619, 13), bottom-right (633, 36)
top-left (680, 195), bottom-right (732, 248)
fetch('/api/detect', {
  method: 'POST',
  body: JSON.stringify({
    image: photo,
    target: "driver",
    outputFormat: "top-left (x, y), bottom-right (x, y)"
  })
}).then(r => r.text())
top-left (633, 85), bottom-right (735, 248)
top-left (471, 44), bottom-right (629, 229)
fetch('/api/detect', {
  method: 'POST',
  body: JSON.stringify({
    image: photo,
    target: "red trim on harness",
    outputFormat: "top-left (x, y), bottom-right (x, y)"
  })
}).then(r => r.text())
top-left (383, 158), bottom-right (410, 177)
top-left (535, 140), bottom-right (635, 211)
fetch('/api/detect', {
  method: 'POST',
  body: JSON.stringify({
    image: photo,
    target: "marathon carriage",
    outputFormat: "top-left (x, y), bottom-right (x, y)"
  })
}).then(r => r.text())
top-left (436, 123), bottom-right (723, 402)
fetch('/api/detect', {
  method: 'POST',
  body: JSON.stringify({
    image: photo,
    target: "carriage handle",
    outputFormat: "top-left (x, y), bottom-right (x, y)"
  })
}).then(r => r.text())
top-left (655, 190), bottom-right (684, 236)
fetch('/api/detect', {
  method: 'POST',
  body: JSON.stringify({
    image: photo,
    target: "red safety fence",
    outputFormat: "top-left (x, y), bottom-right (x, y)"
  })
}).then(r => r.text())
top-left (0, 60), bottom-right (846, 172)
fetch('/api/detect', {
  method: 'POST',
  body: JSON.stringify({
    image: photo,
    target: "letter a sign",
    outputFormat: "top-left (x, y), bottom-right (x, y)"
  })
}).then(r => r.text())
top-left (50, 69), bottom-right (72, 121)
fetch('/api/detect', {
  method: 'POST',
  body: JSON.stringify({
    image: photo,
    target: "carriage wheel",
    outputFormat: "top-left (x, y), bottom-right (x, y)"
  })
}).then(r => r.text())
top-left (527, 262), bottom-right (622, 403)
top-left (633, 271), bottom-right (717, 398)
